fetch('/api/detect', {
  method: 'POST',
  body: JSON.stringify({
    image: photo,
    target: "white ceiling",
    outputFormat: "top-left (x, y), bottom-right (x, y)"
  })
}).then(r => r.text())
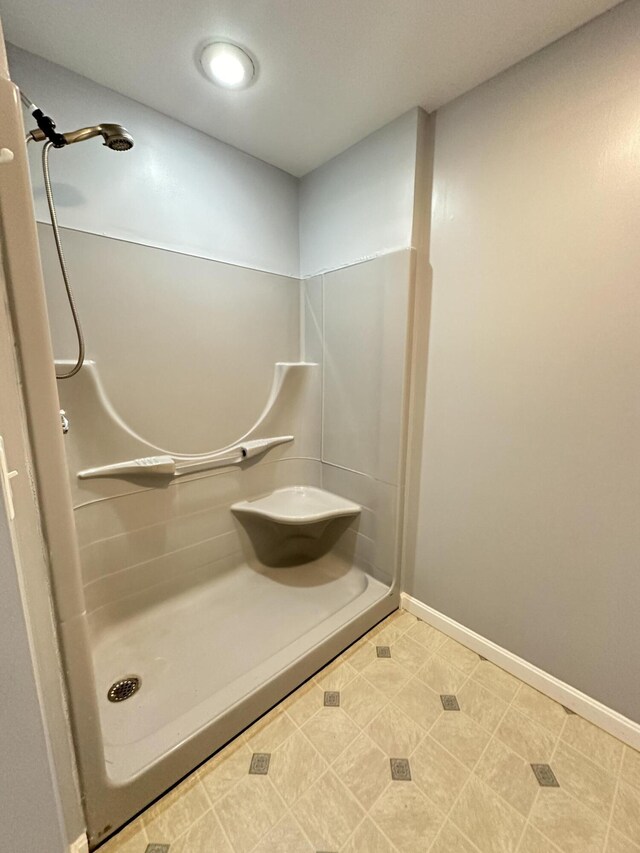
top-left (1, 0), bottom-right (622, 176)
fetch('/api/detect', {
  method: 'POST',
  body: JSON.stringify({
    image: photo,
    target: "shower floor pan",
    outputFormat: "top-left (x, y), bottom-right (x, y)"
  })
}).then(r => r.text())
top-left (89, 555), bottom-right (390, 784)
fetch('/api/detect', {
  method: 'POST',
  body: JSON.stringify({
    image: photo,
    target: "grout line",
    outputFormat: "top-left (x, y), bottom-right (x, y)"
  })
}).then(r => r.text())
top-left (324, 611), bottom-right (415, 853)
top-left (602, 746), bottom-right (626, 852)
top-left (513, 711), bottom-right (568, 853)
top-left (410, 640), bottom-right (491, 852)
top-left (436, 678), bottom-right (524, 853)
top-left (557, 720), bottom-right (627, 779)
top-left (345, 612), bottom-right (417, 852)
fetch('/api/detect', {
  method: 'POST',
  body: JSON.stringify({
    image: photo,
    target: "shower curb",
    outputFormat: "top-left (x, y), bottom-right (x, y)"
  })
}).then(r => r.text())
top-left (69, 834), bottom-right (89, 853)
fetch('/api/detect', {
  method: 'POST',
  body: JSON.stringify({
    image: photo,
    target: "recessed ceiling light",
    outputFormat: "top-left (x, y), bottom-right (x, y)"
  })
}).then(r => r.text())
top-left (200, 42), bottom-right (255, 90)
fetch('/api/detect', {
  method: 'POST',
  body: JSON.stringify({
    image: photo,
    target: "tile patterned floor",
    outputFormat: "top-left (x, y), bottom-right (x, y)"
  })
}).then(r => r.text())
top-left (101, 609), bottom-right (640, 853)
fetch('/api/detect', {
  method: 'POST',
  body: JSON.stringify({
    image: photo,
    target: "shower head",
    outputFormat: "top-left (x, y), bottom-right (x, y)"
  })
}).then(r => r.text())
top-left (65, 123), bottom-right (134, 151)
top-left (29, 123), bottom-right (134, 151)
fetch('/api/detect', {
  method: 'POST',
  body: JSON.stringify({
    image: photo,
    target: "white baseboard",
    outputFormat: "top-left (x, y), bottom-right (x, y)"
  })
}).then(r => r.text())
top-left (400, 593), bottom-right (640, 752)
top-left (69, 834), bottom-right (89, 853)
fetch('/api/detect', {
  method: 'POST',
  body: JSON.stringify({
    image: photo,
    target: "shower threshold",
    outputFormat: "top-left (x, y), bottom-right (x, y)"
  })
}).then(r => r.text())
top-left (89, 555), bottom-right (390, 785)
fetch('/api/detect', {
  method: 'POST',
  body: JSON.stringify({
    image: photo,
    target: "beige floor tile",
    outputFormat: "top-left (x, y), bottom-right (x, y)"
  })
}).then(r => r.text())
top-left (475, 737), bottom-right (540, 817)
top-left (394, 609), bottom-right (419, 632)
top-left (405, 619), bottom-right (449, 652)
top-left (430, 709), bottom-right (492, 769)
top-left (366, 703), bottom-right (425, 757)
top-left (419, 654), bottom-right (469, 694)
top-left (269, 729), bottom-right (327, 806)
top-left (457, 678), bottom-right (508, 733)
top-left (284, 680), bottom-right (324, 727)
top-left (362, 657), bottom-right (412, 698)
top-left (411, 735), bottom-right (470, 812)
top-left (391, 633), bottom-right (431, 673)
top-left (143, 774), bottom-right (209, 843)
top-left (512, 685), bottom-right (567, 736)
top-left (439, 637), bottom-right (481, 676)
top-left (606, 829), bottom-right (640, 853)
top-left (496, 707), bottom-right (558, 762)
top-left (341, 817), bottom-right (395, 852)
top-left (518, 825), bottom-right (562, 852)
top-left (216, 775), bottom-right (286, 853)
top-left (370, 781), bottom-right (445, 852)
top-left (392, 675), bottom-right (443, 730)
top-left (373, 619), bottom-right (411, 646)
top-left (621, 747), bottom-right (640, 791)
top-left (611, 781), bottom-right (640, 846)
top-left (315, 659), bottom-right (358, 692)
top-left (450, 776), bottom-right (526, 853)
top-left (529, 788), bottom-right (608, 853)
top-left (472, 660), bottom-right (521, 702)
top-left (100, 819), bottom-right (147, 853)
top-left (333, 732), bottom-right (391, 809)
top-left (106, 614), bottom-right (640, 853)
top-left (199, 739), bottom-right (252, 803)
top-left (301, 707), bottom-right (360, 763)
top-left (431, 821), bottom-right (480, 853)
top-left (292, 770), bottom-right (365, 850)
top-left (170, 809), bottom-right (232, 853)
top-left (343, 639), bottom-right (378, 672)
top-left (369, 612), bottom-right (401, 634)
top-left (245, 707), bottom-right (297, 753)
top-left (553, 742), bottom-right (616, 822)
top-left (252, 812), bottom-right (314, 852)
top-left (340, 673), bottom-right (389, 728)
top-left (561, 715), bottom-right (624, 776)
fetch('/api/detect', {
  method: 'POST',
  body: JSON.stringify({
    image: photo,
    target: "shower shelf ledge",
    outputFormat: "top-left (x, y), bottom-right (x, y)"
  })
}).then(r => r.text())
top-left (77, 435), bottom-right (294, 480)
top-left (231, 486), bottom-right (361, 526)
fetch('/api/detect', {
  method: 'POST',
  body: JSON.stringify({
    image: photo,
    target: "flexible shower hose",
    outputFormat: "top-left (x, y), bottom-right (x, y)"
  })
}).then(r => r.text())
top-left (38, 139), bottom-right (85, 379)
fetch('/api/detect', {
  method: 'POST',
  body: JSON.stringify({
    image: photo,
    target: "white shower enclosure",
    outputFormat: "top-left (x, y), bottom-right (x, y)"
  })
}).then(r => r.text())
top-left (2, 54), bottom-right (428, 846)
top-left (13, 222), bottom-right (421, 845)
top-left (55, 234), bottom-right (415, 844)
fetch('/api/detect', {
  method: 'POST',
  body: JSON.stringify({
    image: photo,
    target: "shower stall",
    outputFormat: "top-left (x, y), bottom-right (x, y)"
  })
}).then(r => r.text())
top-left (48, 232), bottom-right (415, 846)
top-left (1, 55), bottom-right (427, 848)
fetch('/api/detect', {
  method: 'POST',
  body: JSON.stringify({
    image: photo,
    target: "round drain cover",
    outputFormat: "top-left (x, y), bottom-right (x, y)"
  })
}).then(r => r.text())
top-left (107, 676), bottom-right (141, 703)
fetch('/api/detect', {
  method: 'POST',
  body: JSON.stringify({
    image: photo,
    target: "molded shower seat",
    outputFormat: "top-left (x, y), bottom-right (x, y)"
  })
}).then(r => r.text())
top-left (231, 485), bottom-right (361, 525)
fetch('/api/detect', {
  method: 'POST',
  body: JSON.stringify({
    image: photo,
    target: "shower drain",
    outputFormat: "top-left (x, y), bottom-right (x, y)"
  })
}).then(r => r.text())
top-left (107, 676), bottom-right (141, 703)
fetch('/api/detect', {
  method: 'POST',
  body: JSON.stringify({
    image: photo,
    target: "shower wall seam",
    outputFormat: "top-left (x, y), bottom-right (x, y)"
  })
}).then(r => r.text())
top-left (35, 221), bottom-right (302, 281)
top-left (37, 220), bottom-right (417, 282)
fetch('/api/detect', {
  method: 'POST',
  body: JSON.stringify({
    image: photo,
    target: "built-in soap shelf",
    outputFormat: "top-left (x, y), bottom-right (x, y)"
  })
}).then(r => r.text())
top-left (77, 435), bottom-right (294, 480)
top-left (231, 486), bottom-right (361, 526)
top-left (60, 358), bottom-right (318, 484)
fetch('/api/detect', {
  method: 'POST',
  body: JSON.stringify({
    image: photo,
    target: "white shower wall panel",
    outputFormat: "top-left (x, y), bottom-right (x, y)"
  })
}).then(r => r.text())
top-left (77, 458), bottom-right (323, 614)
top-left (299, 249), bottom-right (414, 587)
top-left (322, 463), bottom-right (399, 586)
top-left (37, 224), bottom-right (302, 453)
top-left (322, 250), bottom-right (413, 486)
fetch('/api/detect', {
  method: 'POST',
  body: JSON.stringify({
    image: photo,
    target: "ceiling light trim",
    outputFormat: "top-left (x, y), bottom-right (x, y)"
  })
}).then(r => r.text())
top-left (199, 40), bottom-right (257, 90)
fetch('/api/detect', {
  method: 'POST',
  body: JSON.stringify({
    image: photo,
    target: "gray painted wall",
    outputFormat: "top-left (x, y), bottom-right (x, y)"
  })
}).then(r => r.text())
top-left (8, 43), bottom-right (300, 278)
top-left (408, 1), bottom-right (640, 722)
top-left (0, 494), bottom-right (67, 853)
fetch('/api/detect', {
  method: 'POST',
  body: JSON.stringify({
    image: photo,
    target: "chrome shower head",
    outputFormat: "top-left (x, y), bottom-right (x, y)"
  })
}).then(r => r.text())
top-left (29, 122), bottom-right (134, 151)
